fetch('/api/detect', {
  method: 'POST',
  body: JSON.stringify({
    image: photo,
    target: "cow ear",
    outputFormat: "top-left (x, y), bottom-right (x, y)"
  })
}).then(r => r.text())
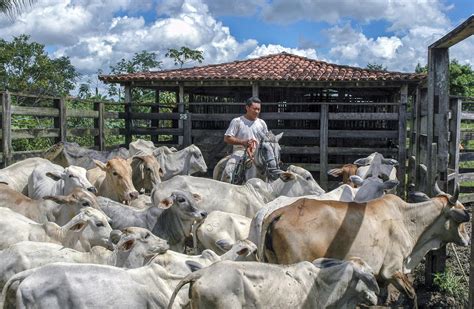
top-left (185, 260), bottom-right (203, 272)
top-left (109, 230), bottom-right (122, 244)
top-left (68, 221), bottom-right (87, 232)
top-left (382, 158), bottom-right (399, 166)
top-left (383, 180), bottom-right (399, 190)
top-left (152, 148), bottom-right (162, 157)
top-left (159, 168), bottom-right (164, 177)
top-left (215, 239), bottom-right (233, 251)
top-left (350, 175), bottom-right (364, 186)
top-left (192, 193), bottom-right (202, 203)
top-left (279, 172), bottom-right (296, 182)
top-left (94, 160), bottom-right (107, 171)
top-left (46, 172), bottom-right (62, 181)
top-left (43, 195), bottom-right (71, 204)
top-left (327, 168), bottom-right (342, 177)
top-left (132, 156), bottom-right (146, 163)
top-left (118, 239), bottom-right (135, 251)
top-left (354, 158), bottom-right (370, 166)
top-left (158, 197), bottom-right (174, 209)
top-left (448, 208), bottom-right (470, 223)
top-left (275, 132), bottom-right (283, 142)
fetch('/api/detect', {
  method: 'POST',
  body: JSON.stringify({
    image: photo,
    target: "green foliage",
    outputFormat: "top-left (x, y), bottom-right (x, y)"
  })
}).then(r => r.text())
top-left (433, 269), bottom-right (467, 303)
top-left (366, 63), bottom-right (387, 71)
top-left (0, 35), bottom-right (78, 96)
top-left (166, 47), bottom-right (204, 68)
top-left (414, 60), bottom-right (474, 97)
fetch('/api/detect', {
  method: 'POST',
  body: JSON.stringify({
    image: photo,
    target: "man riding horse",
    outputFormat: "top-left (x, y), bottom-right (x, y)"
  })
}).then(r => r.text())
top-left (220, 97), bottom-right (282, 184)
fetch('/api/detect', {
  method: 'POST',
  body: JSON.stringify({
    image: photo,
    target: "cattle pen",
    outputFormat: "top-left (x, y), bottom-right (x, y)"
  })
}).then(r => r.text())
top-left (0, 15), bottom-right (473, 307)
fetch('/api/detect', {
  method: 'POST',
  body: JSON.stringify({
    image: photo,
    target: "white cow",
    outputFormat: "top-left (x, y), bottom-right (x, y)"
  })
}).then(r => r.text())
top-left (152, 171), bottom-right (323, 218)
top-left (0, 184), bottom-right (100, 225)
top-left (28, 162), bottom-right (96, 199)
top-left (128, 139), bottom-right (177, 156)
top-left (153, 144), bottom-right (208, 180)
top-left (167, 258), bottom-right (379, 309)
top-left (354, 152), bottom-right (398, 181)
top-left (150, 239), bottom-right (257, 276)
top-left (0, 157), bottom-right (51, 194)
top-left (194, 211), bottom-right (252, 254)
top-left (0, 207), bottom-right (113, 251)
top-left (1, 263), bottom-right (188, 309)
top-left (0, 227), bottom-right (169, 289)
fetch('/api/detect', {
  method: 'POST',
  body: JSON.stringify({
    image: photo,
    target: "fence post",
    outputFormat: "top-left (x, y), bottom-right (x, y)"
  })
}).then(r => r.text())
top-left (448, 97), bottom-right (461, 193)
top-left (94, 102), bottom-right (105, 151)
top-left (54, 98), bottom-right (67, 143)
top-left (397, 85), bottom-right (408, 198)
top-left (124, 85), bottom-right (132, 146)
top-left (178, 84), bottom-right (184, 147)
top-left (183, 112), bottom-right (192, 146)
top-left (151, 89), bottom-right (160, 144)
top-left (1, 92), bottom-right (12, 167)
top-left (319, 103), bottom-right (328, 191)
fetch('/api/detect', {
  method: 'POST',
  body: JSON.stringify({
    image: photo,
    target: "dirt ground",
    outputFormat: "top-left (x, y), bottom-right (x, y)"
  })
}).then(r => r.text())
top-left (407, 203), bottom-right (472, 308)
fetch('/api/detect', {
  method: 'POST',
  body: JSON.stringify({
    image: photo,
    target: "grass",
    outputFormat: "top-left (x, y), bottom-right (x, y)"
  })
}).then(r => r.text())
top-left (433, 268), bottom-right (468, 305)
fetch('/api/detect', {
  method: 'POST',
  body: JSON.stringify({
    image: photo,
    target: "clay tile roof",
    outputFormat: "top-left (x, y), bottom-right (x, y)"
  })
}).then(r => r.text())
top-left (99, 52), bottom-right (426, 83)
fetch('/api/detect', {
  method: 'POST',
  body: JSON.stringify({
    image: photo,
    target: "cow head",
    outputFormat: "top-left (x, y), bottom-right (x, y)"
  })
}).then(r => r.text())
top-left (188, 145), bottom-right (208, 174)
top-left (94, 158), bottom-right (139, 204)
top-left (157, 190), bottom-right (208, 221)
top-left (46, 165), bottom-right (97, 195)
top-left (350, 175), bottom-right (399, 203)
top-left (114, 227), bottom-right (169, 268)
top-left (130, 155), bottom-right (163, 193)
top-left (354, 152), bottom-right (398, 181)
top-left (61, 207), bottom-right (114, 251)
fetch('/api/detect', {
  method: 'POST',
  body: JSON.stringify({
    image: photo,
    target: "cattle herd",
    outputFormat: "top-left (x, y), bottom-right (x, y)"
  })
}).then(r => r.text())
top-left (0, 139), bottom-right (469, 308)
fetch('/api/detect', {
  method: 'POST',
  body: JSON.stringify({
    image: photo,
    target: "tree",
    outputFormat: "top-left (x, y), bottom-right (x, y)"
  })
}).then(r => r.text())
top-left (366, 63), bottom-right (387, 71)
top-left (166, 47), bottom-right (204, 68)
top-left (0, 34), bottom-right (78, 96)
top-left (0, 0), bottom-right (36, 16)
top-left (107, 50), bottom-right (161, 101)
top-left (414, 60), bottom-right (474, 97)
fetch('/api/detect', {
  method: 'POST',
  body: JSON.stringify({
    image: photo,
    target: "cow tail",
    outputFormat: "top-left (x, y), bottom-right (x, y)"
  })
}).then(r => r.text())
top-left (167, 271), bottom-right (201, 309)
top-left (0, 268), bottom-right (37, 309)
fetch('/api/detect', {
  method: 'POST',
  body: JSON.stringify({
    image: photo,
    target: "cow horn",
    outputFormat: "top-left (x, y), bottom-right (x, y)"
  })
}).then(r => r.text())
top-left (433, 180), bottom-right (443, 196)
top-left (448, 208), bottom-right (470, 223)
top-left (448, 183), bottom-right (460, 205)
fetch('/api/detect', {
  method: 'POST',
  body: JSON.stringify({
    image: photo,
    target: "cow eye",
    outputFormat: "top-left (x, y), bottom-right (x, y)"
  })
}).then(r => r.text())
top-left (177, 197), bottom-right (186, 203)
top-left (145, 233), bottom-right (151, 239)
top-left (146, 168), bottom-right (152, 172)
top-left (82, 202), bottom-right (90, 207)
top-left (112, 171), bottom-right (118, 176)
top-left (96, 222), bottom-right (105, 227)
top-left (69, 174), bottom-right (75, 178)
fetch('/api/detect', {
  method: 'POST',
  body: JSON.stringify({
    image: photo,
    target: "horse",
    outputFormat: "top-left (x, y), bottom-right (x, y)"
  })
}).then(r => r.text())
top-left (213, 131), bottom-right (283, 184)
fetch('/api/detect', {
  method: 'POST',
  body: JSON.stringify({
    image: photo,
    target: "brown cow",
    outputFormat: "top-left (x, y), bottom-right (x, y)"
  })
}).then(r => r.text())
top-left (260, 184), bottom-right (469, 305)
top-left (327, 163), bottom-right (358, 187)
top-left (87, 158), bottom-right (139, 204)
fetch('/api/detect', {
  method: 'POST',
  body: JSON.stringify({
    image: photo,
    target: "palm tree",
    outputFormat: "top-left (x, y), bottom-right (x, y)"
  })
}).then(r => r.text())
top-left (0, 0), bottom-right (36, 16)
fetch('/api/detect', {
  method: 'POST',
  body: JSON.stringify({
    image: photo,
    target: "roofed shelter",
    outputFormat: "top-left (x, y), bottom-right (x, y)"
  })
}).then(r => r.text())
top-left (100, 52), bottom-right (425, 194)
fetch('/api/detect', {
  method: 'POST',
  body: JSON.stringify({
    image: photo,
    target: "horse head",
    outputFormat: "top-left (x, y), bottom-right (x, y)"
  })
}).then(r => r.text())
top-left (255, 131), bottom-right (283, 181)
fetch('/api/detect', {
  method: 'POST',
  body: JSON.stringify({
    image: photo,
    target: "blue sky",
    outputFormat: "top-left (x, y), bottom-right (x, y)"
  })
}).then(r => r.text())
top-left (0, 0), bottom-right (472, 79)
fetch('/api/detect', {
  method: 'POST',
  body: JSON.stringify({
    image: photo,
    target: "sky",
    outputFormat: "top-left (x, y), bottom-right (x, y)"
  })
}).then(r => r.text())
top-left (0, 0), bottom-right (473, 84)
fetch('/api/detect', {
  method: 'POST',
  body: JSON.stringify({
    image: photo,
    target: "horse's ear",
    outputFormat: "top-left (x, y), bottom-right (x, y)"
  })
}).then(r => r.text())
top-left (275, 132), bottom-right (283, 142)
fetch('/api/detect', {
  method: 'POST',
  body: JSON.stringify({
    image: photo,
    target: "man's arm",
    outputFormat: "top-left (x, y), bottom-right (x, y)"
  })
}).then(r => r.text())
top-left (224, 135), bottom-right (253, 147)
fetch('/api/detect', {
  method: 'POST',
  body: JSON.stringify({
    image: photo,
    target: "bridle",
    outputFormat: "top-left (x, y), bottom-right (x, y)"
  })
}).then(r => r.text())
top-left (255, 134), bottom-right (281, 180)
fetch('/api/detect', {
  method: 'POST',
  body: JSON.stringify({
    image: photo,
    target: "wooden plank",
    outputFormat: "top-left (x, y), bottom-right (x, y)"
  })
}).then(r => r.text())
top-left (459, 193), bottom-right (474, 204)
top-left (54, 98), bottom-right (67, 143)
top-left (1, 92), bottom-right (12, 167)
top-left (459, 172), bottom-right (474, 182)
top-left (183, 113), bottom-right (192, 146)
top-left (328, 130), bottom-right (398, 139)
top-left (448, 98), bottom-right (462, 193)
top-left (281, 146), bottom-right (320, 154)
top-left (11, 150), bottom-right (46, 161)
top-left (94, 102), bottom-right (105, 151)
top-left (319, 104), bottom-right (329, 190)
top-left (11, 105), bottom-right (59, 117)
top-left (67, 128), bottom-right (99, 136)
top-left (11, 128), bottom-right (60, 139)
top-left (429, 15), bottom-right (474, 49)
top-left (191, 129), bottom-right (321, 138)
top-left (461, 131), bottom-right (474, 140)
top-left (460, 152), bottom-right (474, 161)
top-left (131, 128), bottom-right (183, 135)
top-left (461, 112), bottom-right (474, 120)
top-left (398, 85), bottom-right (408, 197)
top-left (252, 83), bottom-right (258, 97)
top-left (104, 111), bottom-right (120, 119)
top-left (188, 101), bottom-right (401, 106)
top-left (151, 90), bottom-right (160, 144)
top-left (328, 147), bottom-right (398, 156)
top-left (66, 109), bottom-right (99, 118)
top-left (460, 186), bottom-right (474, 193)
top-left (328, 113), bottom-right (399, 121)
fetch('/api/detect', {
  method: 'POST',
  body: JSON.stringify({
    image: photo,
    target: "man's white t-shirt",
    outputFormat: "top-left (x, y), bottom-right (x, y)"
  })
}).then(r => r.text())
top-left (225, 116), bottom-right (268, 152)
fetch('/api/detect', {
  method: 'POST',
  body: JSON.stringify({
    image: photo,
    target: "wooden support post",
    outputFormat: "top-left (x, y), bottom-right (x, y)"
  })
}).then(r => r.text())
top-left (319, 103), bottom-right (328, 191)
top-left (183, 112), bottom-right (192, 146)
top-left (1, 92), bottom-right (12, 167)
top-left (448, 97), bottom-right (461, 193)
top-left (151, 90), bottom-right (160, 144)
top-left (124, 85), bottom-right (132, 146)
top-left (470, 203), bottom-right (474, 309)
top-left (54, 98), bottom-right (67, 143)
top-left (94, 102), bottom-right (105, 151)
top-left (252, 83), bottom-right (259, 98)
top-left (397, 85), bottom-right (408, 198)
top-left (414, 88), bottom-right (423, 188)
top-left (178, 84), bottom-right (184, 146)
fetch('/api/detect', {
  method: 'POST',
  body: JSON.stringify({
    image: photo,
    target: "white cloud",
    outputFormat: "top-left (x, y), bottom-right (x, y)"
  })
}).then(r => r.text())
top-left (157, 0), bottom-right (265, 16)
top-left (247, 44), bottom-right (318, 59)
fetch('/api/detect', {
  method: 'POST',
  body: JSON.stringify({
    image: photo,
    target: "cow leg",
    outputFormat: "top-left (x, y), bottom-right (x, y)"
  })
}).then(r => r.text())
top-left (390, 271), bottom-right (418, 309)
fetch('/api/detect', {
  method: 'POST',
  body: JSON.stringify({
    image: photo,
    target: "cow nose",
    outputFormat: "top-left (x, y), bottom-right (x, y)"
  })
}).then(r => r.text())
top-left (87, 187), bottom-right (98, 194)
top-left (129, 191), bottom-right (139, 200)
top-left (200, 211), bottom-right (208, 218)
